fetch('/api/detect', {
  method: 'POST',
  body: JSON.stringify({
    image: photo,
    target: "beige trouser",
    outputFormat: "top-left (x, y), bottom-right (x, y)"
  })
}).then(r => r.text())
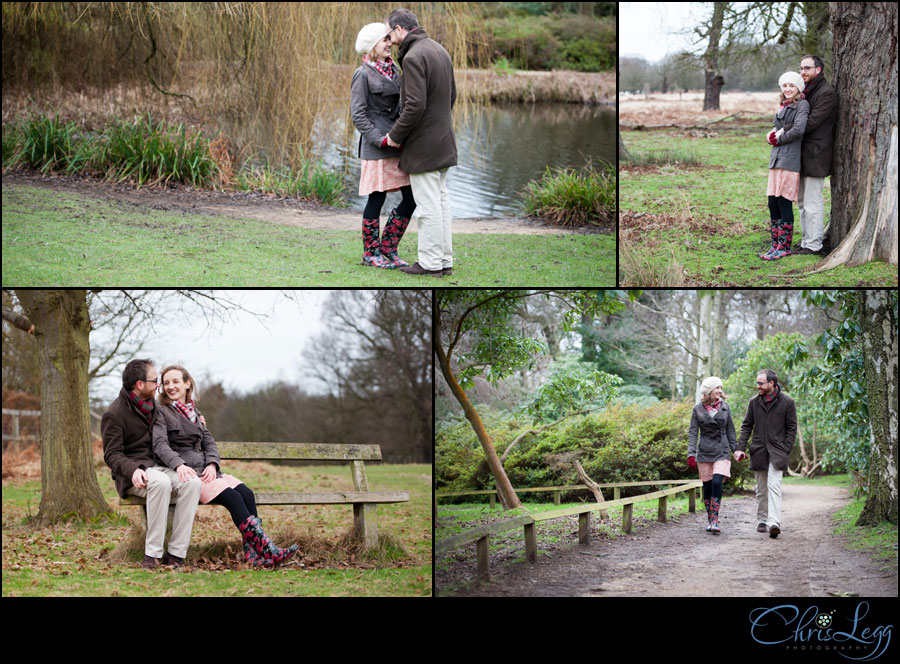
top-left (754, 461), bottom-right (784, 529)
top-left (409, 168), bottom-right (452, 271)
top-left (798, 176), bottom-right (826, 251)
top-left (127, 465), bottom-right (202, 558)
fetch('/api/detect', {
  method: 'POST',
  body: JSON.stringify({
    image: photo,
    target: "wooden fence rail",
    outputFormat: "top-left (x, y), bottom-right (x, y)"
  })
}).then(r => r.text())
top-left (436, 480), bottom-right (702, 583)
top-left (436, 479), bottom-right (699, 509)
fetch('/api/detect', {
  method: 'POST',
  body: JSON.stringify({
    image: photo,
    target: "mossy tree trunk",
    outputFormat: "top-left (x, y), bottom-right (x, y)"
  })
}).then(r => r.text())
top-left (15, 290), bottom-right (112, 526)
top-left (856, 290), bottom-right (898, 526)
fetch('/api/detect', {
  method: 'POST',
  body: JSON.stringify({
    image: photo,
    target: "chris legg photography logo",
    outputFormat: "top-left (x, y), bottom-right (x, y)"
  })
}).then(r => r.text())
top-left (748, 602), bottom-right (893, 660)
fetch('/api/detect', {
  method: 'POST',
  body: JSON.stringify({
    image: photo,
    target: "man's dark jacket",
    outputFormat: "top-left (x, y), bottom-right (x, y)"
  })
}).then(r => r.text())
top-left (736, 391), bottom-right (798, 472)
top-left (800, 75), bottom-right (837, 177)
top-left (389, 27), bottom-right (457, 174)
top-left (101, 387), bottom-right (157, 499)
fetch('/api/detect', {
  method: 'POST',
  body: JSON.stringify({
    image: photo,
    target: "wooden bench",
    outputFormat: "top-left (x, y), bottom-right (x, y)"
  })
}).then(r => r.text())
top-left (121, 442), bottom-right (409, 549)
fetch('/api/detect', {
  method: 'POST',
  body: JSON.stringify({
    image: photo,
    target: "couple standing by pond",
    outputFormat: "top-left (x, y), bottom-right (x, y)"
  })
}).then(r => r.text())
top-left (351, 8), bottom-right (456, 277)
top-left (101, 359), bottom-right (299, 569)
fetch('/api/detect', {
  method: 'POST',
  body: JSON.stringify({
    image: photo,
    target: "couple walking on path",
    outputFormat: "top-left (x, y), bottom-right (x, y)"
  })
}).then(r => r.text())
top-left (688, 371), bottom-right (797, 538)
top-left (351, 8), bottom-right (456, 277)
top-left (101, 359), bottom-right (299, 570)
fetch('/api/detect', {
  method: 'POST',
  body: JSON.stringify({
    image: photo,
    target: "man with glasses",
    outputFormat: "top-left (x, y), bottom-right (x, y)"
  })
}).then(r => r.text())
top-left (794, 55), bottom-right (837, 256)
top-left (101, 358), bottom-right (202, 569)
top-left (384, 8), bottom-right (457, 277)
top-left (734, 370), bottom-right (797, 538)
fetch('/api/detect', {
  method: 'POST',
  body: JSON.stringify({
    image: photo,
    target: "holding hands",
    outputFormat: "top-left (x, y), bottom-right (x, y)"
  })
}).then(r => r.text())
top-left (733, 450), bottom-right (748, 462)
top-left (177, 464), bottom-right (198, 482)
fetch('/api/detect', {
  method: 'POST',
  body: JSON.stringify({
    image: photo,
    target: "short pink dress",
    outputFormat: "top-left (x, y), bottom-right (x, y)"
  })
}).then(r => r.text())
top-left (359, 157), bottom-right (409, 196)
top-left (767, 168), bottom-right (800, 202)
top-left (697, 459), bottom-right (732, 483)
top-left (199, 472), bottom-right (244, 504)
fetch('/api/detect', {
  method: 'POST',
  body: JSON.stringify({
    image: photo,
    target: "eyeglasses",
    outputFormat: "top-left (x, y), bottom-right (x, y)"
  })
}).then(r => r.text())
top-left (756, 381), bottom-right (770, 385)
top-left (799, 66), bottom-right (817, 71)
top-left (141, 377), bottom-right (160, 385)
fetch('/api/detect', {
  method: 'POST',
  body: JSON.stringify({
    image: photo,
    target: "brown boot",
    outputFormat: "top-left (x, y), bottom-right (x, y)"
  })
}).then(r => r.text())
top-left (140, 554), bottom-right (160, 570)
top-left (399, 261), bottom-right (443, 277)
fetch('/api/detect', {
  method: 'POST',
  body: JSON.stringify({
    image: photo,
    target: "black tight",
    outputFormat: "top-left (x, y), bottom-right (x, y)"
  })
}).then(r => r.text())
top-left (210, 484), bottom-right (258, 528)
top-left (703, 474), bottom-right (724, 502)
top-left (768, 195), bottom-right (794, 225)
top-left (363, 185), bottom-right (416, 220)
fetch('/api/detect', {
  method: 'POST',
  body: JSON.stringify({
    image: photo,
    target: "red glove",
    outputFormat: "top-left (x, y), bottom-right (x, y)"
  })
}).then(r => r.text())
top-left (381, 137), bottom-right (389, 148)
top-left (687, 456), bottom-right (697, 470)
top-left (768, 131), bottom-right (778, 146)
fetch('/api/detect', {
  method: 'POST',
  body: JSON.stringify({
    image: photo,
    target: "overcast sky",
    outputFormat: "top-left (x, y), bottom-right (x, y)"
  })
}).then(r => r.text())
top-left (619, 2), bottom-right (709, 63)
top-left (89, 290), bottom-right (333, 406)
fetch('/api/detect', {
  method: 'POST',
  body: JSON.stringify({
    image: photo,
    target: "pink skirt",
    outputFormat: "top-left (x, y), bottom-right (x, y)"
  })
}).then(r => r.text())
top-left (359, 157), bottom-right (409, 196)
top-left (199, 472), bottom-right (244, 504)
top-left (767, 168), bottom-right (800, 202)
top-left (697, 459), bottom-right (732, 483)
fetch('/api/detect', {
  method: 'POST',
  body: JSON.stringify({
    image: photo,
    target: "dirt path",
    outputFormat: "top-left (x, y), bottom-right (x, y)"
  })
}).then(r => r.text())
top-left (2, 171), bottom-right (592, 235)
top-left (447, 484), bottom-right (898, 597)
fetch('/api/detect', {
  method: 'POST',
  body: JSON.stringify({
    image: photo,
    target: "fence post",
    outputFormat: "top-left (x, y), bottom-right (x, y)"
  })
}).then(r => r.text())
top-left (658, 495), bottom-right (668, 522)
top-left (688, 487), bottom-right (696, 513)
top-left (490, 493), bottom-right (496, 510)
top-left (476, 535), bottom-right (490, 580)
top-left (622, 503), bottom-right (633, 533)
top-left (524, 522), bottom-right (537, 563)
top-left (578, 511), bottom-right (590, 544)
top-left (553, 490), bottom-right (561, 505)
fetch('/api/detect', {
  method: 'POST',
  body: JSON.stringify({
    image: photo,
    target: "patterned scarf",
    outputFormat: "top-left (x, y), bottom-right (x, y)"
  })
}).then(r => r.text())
top-left (128, 391), bottom-right (154, 424)
top-left (363, 54), bottom-right (396, 80)
top-left (781, 91), bottom-right (806, 108)
top-left (762, 383), bottom-right (780, 409)
top-left (173, 399), bottom-right (198, 424)
top-left (704, 399), bottom-right (722, 417)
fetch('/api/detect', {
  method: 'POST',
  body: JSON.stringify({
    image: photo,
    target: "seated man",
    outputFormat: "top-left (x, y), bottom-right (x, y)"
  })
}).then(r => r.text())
top-left (101, 358), bottom-right (202, 569)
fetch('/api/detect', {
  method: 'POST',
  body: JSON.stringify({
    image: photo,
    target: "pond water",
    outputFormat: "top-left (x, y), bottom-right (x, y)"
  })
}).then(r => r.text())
top-left (320, 103), bottom-right (616, 219)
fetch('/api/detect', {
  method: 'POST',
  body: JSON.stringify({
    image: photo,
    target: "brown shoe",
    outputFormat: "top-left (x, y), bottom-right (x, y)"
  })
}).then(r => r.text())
top-left (793, 247), bottom-right (821, 255)
top-left (442, 266), bottom-right (453, 276)
top-left (768, 525), bottom-right (780, 538)
top-left (757, 522), bottom-right (768, 533)
top-left (140, 554), bottom-right (160, 570)
top-left (399, 261), bottom-right (443, 277)
top-left (161, 552), bottom-right (184, 568)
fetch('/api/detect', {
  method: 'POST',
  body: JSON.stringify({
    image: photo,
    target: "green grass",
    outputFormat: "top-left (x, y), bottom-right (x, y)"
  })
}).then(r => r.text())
top-left (2, 462), bottom-right (432, 597)
top-left (1, 182), bottom-right (615, 286)
top-left (521, 163), bottom-right (615, 228)
top-left (619, 124), bottom-right (898, 287)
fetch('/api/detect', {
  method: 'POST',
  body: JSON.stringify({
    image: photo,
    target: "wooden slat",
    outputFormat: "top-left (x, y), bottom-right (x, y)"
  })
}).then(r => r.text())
top-left (529, 482), bottom-right (702, 522)
top-left (436, 515), bottom-right (535, 556)
top-left (122, 491), bottom-right (408, 506)
top-left (217, 442), bottom-right (382, 461)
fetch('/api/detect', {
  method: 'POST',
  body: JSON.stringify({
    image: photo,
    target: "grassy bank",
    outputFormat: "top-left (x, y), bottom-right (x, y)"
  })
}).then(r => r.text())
top-left (1, 182), bottom-right (615, 286)
top-left (618, 122), bottom-right (898, 287)
top-left (2, 461), bottom-right (432, 597)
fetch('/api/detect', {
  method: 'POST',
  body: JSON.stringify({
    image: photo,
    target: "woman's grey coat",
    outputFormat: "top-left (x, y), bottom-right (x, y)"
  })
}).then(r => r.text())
top-left (768, 99), bottom-right (809, 173)
top-left (152, 403), bottom-right (223, 477)
top-left (688, 401), bottom-right (738, 462)
top-left (350, 65), bottom-right (403, 161)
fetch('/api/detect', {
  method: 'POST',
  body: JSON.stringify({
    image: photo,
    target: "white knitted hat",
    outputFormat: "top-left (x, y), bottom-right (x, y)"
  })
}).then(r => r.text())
top-left (700, 376), bottom-right (723, 397)
top-left (778, 71), bottom-right (805, 93)
top-left (355, 23), bottom-right (390, 55)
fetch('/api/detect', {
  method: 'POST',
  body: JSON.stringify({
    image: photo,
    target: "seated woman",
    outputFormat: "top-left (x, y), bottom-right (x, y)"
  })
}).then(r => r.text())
top-left (152, 364), bottom-right (298, 568)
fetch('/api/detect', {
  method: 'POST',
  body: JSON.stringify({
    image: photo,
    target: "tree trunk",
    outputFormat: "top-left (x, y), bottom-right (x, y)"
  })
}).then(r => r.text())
top-left (434, 323), bottom-right (521, 511)
top-left (856, 290), bottom-right (898, 525)
top-left (16, 290), bottom-right (112, 526)
top-left (573, 460), bottom-right (608, 519)
top-left (819, 2), bottom-right (898, 269)
top-left (702, 2), bottom-right (726, 111)
top-left (618, 128), bottom-right (633, 162)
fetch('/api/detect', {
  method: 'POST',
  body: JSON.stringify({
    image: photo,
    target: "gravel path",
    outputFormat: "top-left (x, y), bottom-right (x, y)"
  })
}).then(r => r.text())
top-left (445, 484), bottom-right (897, 597)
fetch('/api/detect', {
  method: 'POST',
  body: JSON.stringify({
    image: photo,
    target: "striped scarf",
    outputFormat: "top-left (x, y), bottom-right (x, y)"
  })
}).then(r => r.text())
top-left (704, 399), bottom-right (722, 417)
top-left (762, 384), bottom-right (780, 410)
top-left (363, 54), bottom-right (396, 80)
top-left (128, 391), bottom-right (154, 424)
top-left (173, 399), bottom-right (198, 423)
